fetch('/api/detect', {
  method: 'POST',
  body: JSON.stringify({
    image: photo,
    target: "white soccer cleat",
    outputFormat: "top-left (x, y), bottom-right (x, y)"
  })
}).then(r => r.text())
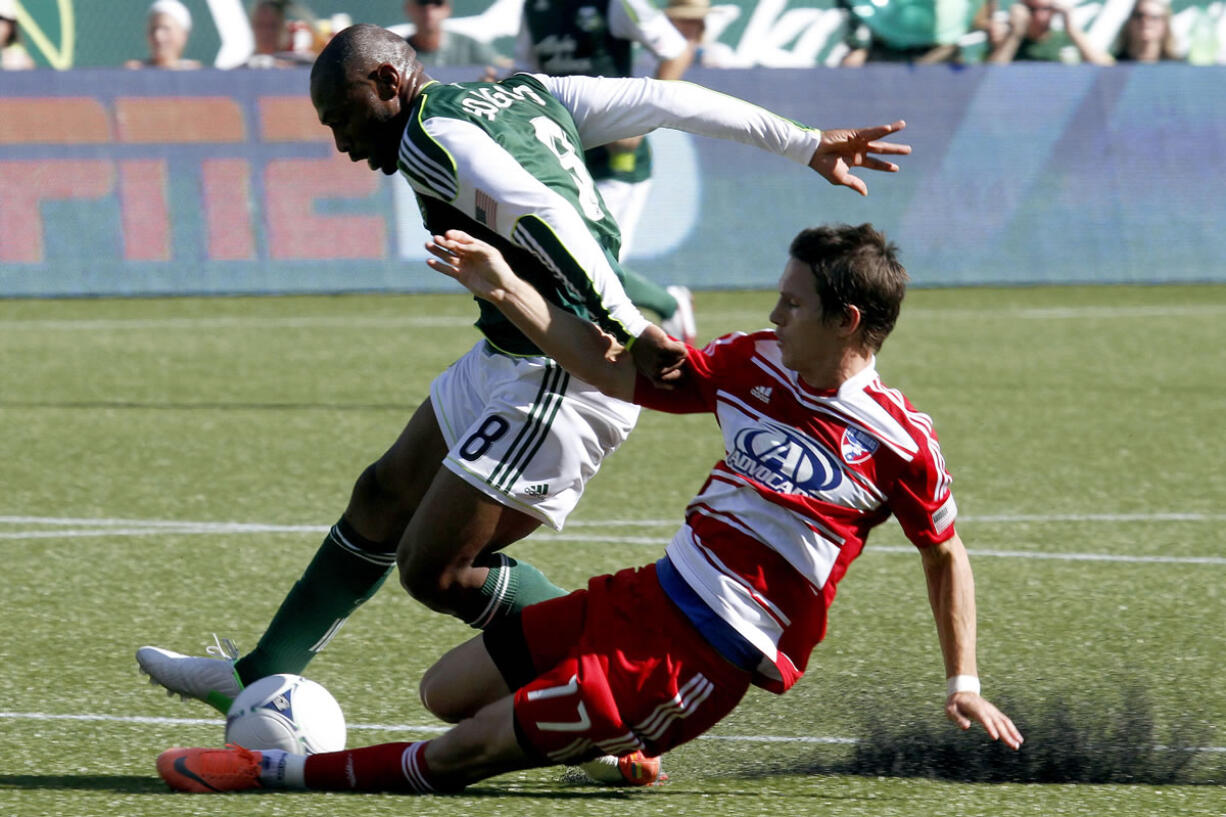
top-left (137, 634), bottom-right (244, 715)
top-left (661, 285), bottom-right (697, 346)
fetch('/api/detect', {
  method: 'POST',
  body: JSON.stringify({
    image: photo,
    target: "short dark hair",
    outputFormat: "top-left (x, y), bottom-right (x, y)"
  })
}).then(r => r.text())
top-left (788, 223), bottom-right (908, 352)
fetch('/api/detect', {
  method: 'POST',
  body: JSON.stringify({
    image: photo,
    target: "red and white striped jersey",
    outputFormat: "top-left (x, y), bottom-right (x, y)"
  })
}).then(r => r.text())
top-left (634, 330), bottom-right (957, 693)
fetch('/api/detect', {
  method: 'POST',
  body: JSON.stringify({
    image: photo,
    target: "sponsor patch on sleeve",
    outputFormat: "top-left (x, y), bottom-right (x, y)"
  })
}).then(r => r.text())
top-left (931, 495), bottom-right (957, 534)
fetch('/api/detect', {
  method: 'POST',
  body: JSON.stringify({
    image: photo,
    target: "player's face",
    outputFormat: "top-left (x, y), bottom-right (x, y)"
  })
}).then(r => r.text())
top-left (770, 258), bottom-right (841, 375)
top-left (312, 70), bottom-right (404, 176)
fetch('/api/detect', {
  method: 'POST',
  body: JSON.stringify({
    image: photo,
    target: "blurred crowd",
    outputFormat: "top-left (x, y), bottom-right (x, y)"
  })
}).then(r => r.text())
top-left (839, 0), bottom-right (1209, 66)
top-left (0, 0), bottom-right (1220, 71)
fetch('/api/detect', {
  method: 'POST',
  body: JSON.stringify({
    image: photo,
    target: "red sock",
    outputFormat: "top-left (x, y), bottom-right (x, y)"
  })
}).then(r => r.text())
top-left (303, 740), bottom-right (441, 793)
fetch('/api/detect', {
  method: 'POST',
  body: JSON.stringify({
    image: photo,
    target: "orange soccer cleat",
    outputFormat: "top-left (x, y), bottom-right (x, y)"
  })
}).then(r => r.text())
top-left (156, 744), bottom-right (263, 793)
top-left (580, 749), bottom-right (664, 786)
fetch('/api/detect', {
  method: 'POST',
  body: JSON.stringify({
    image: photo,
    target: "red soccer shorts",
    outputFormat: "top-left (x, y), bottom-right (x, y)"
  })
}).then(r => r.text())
top-left (508, 563), bottom-right (751, 763)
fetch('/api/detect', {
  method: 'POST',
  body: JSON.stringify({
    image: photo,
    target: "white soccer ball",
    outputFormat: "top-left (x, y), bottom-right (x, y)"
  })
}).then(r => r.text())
top-left (224, 674), bottom-right (346, 755)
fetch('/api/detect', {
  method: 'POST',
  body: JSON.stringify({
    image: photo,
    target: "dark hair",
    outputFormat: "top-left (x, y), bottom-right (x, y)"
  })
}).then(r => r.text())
top-left (788, 223), bottom-right (908, 352)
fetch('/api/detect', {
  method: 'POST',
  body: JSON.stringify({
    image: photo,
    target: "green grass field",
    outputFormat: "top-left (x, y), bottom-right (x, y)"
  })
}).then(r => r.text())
top-left (2, 284), bottom-right (1224, 817)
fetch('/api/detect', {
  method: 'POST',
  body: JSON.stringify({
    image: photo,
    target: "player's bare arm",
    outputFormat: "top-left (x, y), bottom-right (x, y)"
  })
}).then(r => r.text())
top-left (427, 231), bottom-right (638, 401)
top-left (920, 533), bottom-right (1024, 750)
top-left (809, 120), bottom-right (911, 197)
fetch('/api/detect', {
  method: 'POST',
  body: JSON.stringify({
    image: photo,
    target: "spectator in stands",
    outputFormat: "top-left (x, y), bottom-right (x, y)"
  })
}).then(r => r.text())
top-left (986, 0), bottom-right (1095, 63)
top-left (1107, 0), bottom-right (1181, 63)
top-left (402, 0), bottom-right (510, 76)
top-left (0, 0), bottom-right (34, 69)
top-left (664, 0), bottom-right (712, 72)
top-left (126, 0), bottom-right (202, 70)
top-left (839, 0), bottom-right (983, 66)
top-left (245, 0), bottom-right (316, 67)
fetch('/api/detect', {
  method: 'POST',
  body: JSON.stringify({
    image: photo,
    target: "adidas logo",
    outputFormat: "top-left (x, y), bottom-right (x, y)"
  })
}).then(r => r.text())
top-left (750, 385), bottom-right (773, 403)
top-left (525, 483), bottom-right (549, 497)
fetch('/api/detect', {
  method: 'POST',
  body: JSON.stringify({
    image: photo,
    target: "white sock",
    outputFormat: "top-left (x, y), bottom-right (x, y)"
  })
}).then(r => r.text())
top-left (258, 749), bottom-right (307, 789)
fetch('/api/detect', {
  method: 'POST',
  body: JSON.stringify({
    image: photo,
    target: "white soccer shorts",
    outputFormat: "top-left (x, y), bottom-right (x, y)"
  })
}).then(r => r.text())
top-left (431, 341), bottom-right (641, 530)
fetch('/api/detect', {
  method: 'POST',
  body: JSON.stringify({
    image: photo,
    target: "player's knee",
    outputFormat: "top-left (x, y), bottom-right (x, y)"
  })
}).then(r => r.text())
top-left (418, 663), bottom-right (466, 723)
top-left (398, 559), bottom-right (445, 609)
top-left (353, 462), bottom-right (413, 511)
top-left (397, 550), bottom-right (462, 613)
top-left (347, 463), bottom-right (416, 537)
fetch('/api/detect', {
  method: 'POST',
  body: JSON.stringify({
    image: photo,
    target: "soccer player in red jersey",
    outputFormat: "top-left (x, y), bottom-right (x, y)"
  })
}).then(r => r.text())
top-left (157, 223), bottom-right (1022, 795)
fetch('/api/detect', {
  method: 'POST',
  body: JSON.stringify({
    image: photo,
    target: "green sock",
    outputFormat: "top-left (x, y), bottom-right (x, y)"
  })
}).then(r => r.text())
top-left (464, 554), bottom-right (566, 629)
top-left (621, 267), bottom-right (677, 320)
top-left (235, 519), bottom-right (394, 684)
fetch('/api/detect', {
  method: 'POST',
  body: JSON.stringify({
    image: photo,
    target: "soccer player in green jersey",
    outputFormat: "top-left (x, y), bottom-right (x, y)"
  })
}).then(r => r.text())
top-left (136, 24), bottom-right (911, 727)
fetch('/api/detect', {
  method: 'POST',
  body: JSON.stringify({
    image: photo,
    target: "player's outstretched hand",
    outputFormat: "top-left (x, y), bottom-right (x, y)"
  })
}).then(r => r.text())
top-left (945, 692), bottom-right (1024, 750)
top-left (425, 230), bottom-right (513, 301)
top-left (809, 120), bottom-right (911, 196)
top-left (631, 323), bottom-right (687, 388)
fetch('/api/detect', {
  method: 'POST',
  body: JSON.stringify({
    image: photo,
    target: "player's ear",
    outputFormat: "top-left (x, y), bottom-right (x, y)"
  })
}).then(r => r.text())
top-left (372, 62), bottom-right (401, 100)
top-left (839, 305), bottom-right (862, 338)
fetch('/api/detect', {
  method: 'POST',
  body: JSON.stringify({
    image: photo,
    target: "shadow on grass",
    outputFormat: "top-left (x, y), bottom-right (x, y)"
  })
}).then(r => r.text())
top-left (739, 685), bottom-right (1224, 786)
top-left (0, 774), bottom-right (167, 794)
top-left (0, 775), bottom-right (701, 801)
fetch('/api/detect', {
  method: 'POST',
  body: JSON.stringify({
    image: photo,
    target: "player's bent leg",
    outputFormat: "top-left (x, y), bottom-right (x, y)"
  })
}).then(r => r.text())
top-left (418, 634), bottom-right (512, 723)
top-left (420, 696), bottom-right (541, 788)
top-left (396, 469), bottom-right (558, 623)
top-left (233, 399), bottom-right (450, 683)
top-left (239, 698), bottom-right (534, 795)
top-left (293, 700), bottom-right (534, 795)
top-left (345, 398), bottom-right (451, 541)
top-left (139, 401), bottom-right (452, 708)
top-left (407, 342), bottom-right (637, 627)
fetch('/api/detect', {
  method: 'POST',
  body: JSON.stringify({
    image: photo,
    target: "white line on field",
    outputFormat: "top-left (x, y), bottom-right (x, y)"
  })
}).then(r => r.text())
top-left (4, 512), bottom-right (1223, 530)
top-left (2, 514), bottom-right (1225, 564)
top-left (0, 315), bottom-right (474, 332)
top-left (0, 710), bottom-right (827, 743)
top-left (2, 711), bottom-right (1221, 752)
top-left (867, 545), bottom-right (1226, 565)
top-left (2, 304), bottom-right (1225, 333)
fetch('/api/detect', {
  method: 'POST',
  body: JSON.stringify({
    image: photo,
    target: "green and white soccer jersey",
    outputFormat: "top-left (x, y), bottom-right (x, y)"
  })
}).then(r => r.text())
top-left (400, 74), bottom-right (648, 356)
top-left (401, 72), bottom-right (821, 527)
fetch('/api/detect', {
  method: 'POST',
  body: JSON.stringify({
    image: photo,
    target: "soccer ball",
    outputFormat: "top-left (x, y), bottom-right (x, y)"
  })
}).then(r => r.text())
top-left (224, 674), bottom-right (346, 755)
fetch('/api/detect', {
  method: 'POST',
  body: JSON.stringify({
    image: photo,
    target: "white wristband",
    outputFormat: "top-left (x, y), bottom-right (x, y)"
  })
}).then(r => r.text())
top-left (946, 675), bottom-right (981, 697)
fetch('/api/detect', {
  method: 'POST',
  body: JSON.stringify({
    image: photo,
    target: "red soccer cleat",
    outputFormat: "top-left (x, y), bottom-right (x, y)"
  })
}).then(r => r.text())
top-left (618, 750), bottom-right (664, 786)
top-left (580, 749), bottom-right (665, 786)
top-left (156, 744), bottom-right (263, 793)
